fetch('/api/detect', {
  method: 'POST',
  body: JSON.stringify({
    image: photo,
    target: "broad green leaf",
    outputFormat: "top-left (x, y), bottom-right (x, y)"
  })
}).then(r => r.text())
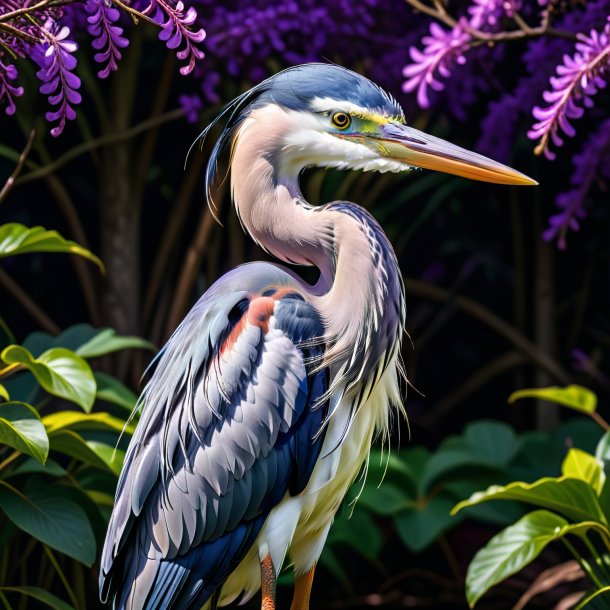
top-left (0, 223), bottom-right (102, 270)
top-left (48, 429), bottom-right (122, 475)
top-left (574, 586), bottom-right (610, 610)
top-left (0, 586), bottom-right (75, 610)
top-left (76, 328), bottom-right (155, 359)
top-left (509, 385), bottom-right (597, 415)
top-left (1, 346), bottom-right (96, 412)
top-left (6, 457), bottom-right (66, 478)
top-left (0, 481), bottom-right (96, 565)
top-left (0, 383), bottom-right (8, 401)
top-left (394, 492), bottom-right (458, 552)
top-left (562, 449), bottom-right (605, 495)
top-left (465, 511), bottom-right (608, 607)
top-left (43, 411), bottom-right (134, 435)
top-left (95, 372), bottom-right (139, 411)
top-left (453, 476), bottom-right (607, 524)
top-left (0, 402), bottom-right (48, 464)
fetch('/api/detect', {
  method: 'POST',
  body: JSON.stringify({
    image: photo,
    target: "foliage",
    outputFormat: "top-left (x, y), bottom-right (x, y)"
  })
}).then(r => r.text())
top-left (0, 224), bottom-right (153, 607)
top-left (453, 386), bottom-right (610, 608)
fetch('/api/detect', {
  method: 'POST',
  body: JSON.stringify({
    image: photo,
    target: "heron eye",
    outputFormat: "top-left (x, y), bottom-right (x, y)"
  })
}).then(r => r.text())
top-left (331, 112), bottom-right (351, 129)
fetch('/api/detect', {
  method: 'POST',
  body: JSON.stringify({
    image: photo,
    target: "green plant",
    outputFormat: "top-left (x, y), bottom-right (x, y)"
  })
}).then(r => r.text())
top-left (0, 222), bottom-right (153, 609)
top-left (456, 385), bottom-right (610, 609)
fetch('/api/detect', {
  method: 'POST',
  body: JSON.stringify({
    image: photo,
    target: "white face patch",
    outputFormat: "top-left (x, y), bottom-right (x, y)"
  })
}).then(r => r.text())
top-left (277, 108), bottom-right (411, 176)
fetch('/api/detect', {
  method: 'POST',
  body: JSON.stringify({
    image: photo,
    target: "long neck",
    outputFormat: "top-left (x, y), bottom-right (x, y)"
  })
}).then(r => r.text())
top-left (230, 105), bottom-right (405, 388)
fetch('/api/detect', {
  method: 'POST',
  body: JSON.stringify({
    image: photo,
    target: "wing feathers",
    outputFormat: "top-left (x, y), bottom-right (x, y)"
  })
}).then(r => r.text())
top-left (101, 290), bottom-right (328, 610)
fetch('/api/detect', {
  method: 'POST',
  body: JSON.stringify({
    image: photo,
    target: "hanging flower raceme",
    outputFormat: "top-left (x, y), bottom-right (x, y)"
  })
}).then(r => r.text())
top-left (0, 61), bottom-right (24, 116)
top-left (33, 21), bottom-right (82, 137)
top-left (144, 0), bottom-right (205, 75)
top-left (402, 22), bottom-right (470, 107)
top-left (0, 0), bottom-right (206, 135)
top-left (529, 20), bottom-right (610, 160)
top-left (543, 119), bottom-right (610, 249)
top-left (402, 0), bottom-right (516, 108)
top-left (85, 0), bottom-right (129, 79)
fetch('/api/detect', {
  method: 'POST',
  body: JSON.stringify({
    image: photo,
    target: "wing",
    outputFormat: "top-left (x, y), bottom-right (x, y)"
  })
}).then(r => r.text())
top-left (100, 286), bottom-right (328, 610)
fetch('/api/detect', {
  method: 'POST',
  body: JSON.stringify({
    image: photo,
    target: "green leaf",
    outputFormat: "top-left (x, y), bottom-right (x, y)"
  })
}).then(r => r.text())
top-left (76, 328), bottom-right (155, 359)
top-left (453, 476), bottom-right (607, 524)
top-left (0, 402), bottom-right (48, 464)
top-left (0, 223), bottom-right (103, 270)
top-left (562, 448), bottom-right (605, 495)
top-left (1, 346), bottom-right (96, 412)
top-left (6, 457), bottom-right (66, 478)
top-left (327, 509), bottom-right (382, 560)
top-left (574, 586), bottom-right (610, 610)
top-left (48, 429), bottom-right (124, 475)
top-left (0, 586), bottom-right (76, 610)
top-left (509, 385), bottom-right (597, 415)
top-left (43, 410), bottom-right (133, 435)
top-left (0, 383), bottom-right (9, 401)
top-left (95, 372), bottom-right (138, 411)
top-left (394, 492), bottom-right (458, 552)
top-left (0, 481), bottom-right (96, 565)
top-left (465, 510), bottom-right (608, 607)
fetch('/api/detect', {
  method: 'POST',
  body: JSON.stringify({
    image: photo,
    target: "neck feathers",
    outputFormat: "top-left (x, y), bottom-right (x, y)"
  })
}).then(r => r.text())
top-left (229, 104), bottom-right (405, 397)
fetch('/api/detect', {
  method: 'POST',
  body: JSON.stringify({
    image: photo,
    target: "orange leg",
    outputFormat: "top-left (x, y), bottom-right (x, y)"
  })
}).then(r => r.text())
top-left (261, 554), bottom-right (276, 610)
top-left (290, 565), bottom-right (316, 610)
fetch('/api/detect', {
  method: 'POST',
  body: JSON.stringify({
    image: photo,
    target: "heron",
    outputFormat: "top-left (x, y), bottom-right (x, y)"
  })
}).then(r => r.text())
top-left (100, 63), bottom-right (535, 610)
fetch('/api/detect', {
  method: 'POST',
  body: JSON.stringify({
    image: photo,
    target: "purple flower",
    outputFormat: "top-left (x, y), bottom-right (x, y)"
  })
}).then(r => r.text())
top-left (543, 118), bottom-right (610, 249)
top-left (0, 61), bottom-right (24, 116)
top-left (34, 21), bottom-right (82, 137)
top-left (145, 0), bottom-right (205, 76)
top-left (178, 93), bottom-right (203, 122)
top-left (85, 0), bottom-right (129, 79)
top-left (528, 20), bottom-right (610, 159)
top-left (402, 22), bottom-right (471, 107)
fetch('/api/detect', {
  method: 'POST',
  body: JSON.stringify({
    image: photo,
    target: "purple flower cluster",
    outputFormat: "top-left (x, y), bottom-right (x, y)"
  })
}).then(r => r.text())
top-left (33, 21), bottom-right (82, 137)
top-left (144, 0), bottom-right (205, 75)
top-left (529, 20), bottom-right (610, 159)
top-left (402, 0), bottom-right (515, 109)
top-left (544, 119), bottom-right (610, 249)
top-left (0, 61), bottom-right (24, 116)
top-left (0, 0), bottom-right (205, 135)
top-left (85, 0), bottom-right (129, 79)
top-left (403, 0), bottom-right (610, 247)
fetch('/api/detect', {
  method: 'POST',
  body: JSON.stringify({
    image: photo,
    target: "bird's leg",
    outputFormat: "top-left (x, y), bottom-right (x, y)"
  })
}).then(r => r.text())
top-left (290, 565), bottom-right (316, 610)
top-left (260, 554), bottom-right (276, 610)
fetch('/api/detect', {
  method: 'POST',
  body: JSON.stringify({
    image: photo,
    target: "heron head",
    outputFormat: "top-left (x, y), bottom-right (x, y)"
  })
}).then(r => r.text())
top-left (202, 64), bottom-right (536, 194)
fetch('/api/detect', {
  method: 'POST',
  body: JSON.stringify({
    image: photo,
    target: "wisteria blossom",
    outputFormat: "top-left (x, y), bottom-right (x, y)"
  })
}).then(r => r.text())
top-left (0, 0), bottom-right (206, 134)
top-left (544, 119), bottom-right (610, 249)
top-left (85, 0), bottom-right (129, 79)
top-left (144, 0), bottom-right (205, 75)
top-left (529, 20), bottom-right (610, 159)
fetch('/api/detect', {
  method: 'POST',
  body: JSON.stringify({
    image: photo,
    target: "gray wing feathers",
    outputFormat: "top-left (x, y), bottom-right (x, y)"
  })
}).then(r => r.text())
top-left (100, 285), bottom-right (323, 607)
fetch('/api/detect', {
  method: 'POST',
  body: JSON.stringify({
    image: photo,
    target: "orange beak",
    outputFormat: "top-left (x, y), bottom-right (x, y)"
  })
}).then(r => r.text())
top-left (372, 123), bottom-right (537, 186)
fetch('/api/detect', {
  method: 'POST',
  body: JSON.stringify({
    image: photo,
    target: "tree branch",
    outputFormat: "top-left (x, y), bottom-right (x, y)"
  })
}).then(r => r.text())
top-left (0, 267), bottom-right (60, 335)
top-left (0, 125), bottom-right (36, 204)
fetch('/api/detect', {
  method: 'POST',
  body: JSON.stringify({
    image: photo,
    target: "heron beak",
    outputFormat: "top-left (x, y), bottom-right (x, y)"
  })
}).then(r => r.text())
top-left (373, 123), bottom-right (537, 186)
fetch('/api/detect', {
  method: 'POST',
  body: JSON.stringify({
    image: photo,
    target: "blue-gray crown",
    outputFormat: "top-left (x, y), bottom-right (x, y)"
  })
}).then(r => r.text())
top-left (198, 64), bottom-right (404, 204)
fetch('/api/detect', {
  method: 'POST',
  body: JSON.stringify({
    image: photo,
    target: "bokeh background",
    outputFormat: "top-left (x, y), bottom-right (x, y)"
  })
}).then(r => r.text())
top-left (1, 1), bottom-right (610, 608)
